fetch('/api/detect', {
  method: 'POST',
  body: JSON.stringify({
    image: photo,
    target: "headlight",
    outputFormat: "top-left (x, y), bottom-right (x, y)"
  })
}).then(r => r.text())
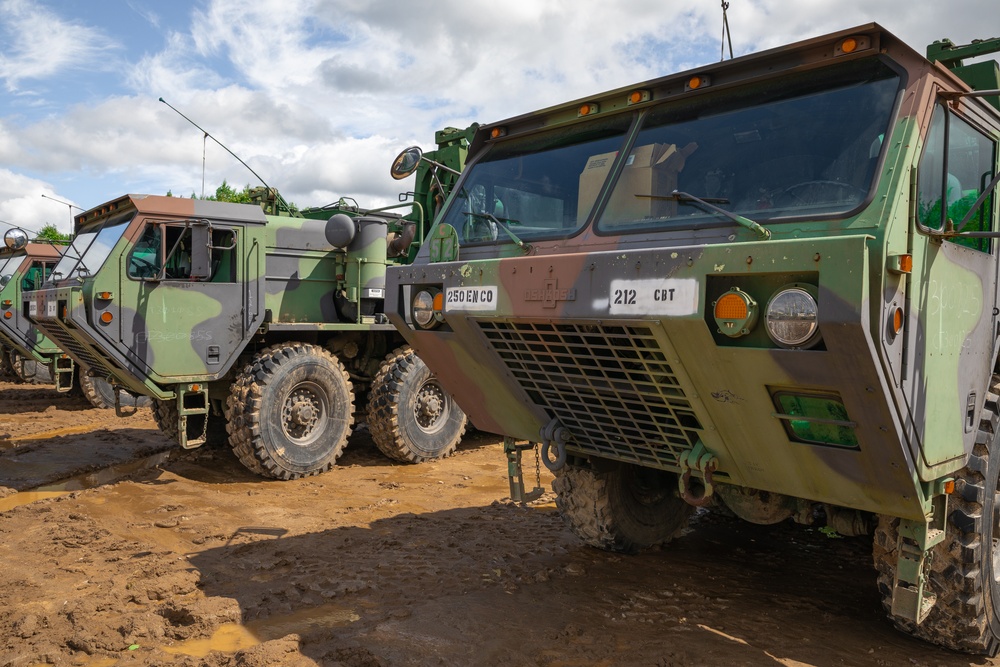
top-left (412, 289), bottom-right (440, 329)
top-left (765, 287), bottom-right (820, 348)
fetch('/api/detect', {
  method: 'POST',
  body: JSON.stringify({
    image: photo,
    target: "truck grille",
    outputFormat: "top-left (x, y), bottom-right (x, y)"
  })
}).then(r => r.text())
top-left (476, 320), bottom-right (702, 470)
top-left (38, 319), bottom-right (108, 373)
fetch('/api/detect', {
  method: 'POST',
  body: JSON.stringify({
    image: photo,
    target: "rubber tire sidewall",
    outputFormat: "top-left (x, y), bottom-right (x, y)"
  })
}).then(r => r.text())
top-left (369, 347), bottom-right (467, 463)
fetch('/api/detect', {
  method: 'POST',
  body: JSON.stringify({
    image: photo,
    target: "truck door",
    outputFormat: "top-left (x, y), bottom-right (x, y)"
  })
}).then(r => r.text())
top-left (906, 101), bottom-right (999, 469)
top-left (116, 220), bottom-right (248, 380)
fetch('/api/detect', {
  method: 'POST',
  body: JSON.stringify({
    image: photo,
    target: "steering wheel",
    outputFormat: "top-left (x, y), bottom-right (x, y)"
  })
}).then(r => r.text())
top-left (129, 255), bottom-right (158, 278)
top-left (774, 180), bottom-right (866, 207)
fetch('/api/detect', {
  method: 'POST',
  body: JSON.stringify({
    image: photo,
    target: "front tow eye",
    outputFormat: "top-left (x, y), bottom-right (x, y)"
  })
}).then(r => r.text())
top-left (678, 441), bottom-right (719, 506)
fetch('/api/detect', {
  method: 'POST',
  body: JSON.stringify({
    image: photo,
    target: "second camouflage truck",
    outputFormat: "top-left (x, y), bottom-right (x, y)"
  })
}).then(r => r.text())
top-left (0, 231), bottom-right (136, 408)
top-left (385, 25), bottom-right (1000, 654)
top-left (23, 126), bottom-right (475, 479)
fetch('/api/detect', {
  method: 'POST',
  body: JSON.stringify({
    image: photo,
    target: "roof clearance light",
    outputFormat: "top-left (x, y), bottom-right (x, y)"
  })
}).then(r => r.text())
top-left (490, 126), bottom-right (507, 139)
top-left (685, 75), bottom-right (711, 91)
top-left (713, 288), bottom-right (758, 338)
top-left (835, 35), bottom-right (871, 56)
top-left (765, 287), bottom-right (821, 348)
top-left (627, 90), bottom-right (651, 105)
top-left (578, 103), bottom-right (599, 117)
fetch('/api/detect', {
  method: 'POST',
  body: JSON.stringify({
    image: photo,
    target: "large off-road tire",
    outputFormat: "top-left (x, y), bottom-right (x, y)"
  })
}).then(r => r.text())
top-left (79, 374), bottom-right (150, 410)
top-left (10, 352), bottom-right (52, 384)
top-left (367, 346), bottom-right (467, 463)
top-left (226, 342), bottom-right (354, 480)
top-left (874, 378), bottom-right (1000, 656)
top-left (553, 460), bottom-right (693, 554)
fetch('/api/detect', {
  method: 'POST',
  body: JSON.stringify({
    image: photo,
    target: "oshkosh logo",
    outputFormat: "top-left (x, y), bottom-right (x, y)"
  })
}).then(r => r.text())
top-left (524, 278), bottom-right (577, 309)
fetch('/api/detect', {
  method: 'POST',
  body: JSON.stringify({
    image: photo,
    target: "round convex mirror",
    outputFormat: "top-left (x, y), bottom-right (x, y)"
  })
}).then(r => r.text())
top-left (3, 228), bottom-right (28, 250)
top-left (390, 146), bottom-right (423, 180)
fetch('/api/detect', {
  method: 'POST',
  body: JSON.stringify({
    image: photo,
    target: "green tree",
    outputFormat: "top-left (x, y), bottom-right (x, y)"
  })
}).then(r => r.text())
top-left (35, 223), bottom-right (71, 243)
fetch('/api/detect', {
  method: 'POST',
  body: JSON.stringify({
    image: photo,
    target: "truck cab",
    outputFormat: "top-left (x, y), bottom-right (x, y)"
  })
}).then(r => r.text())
top-left (385, 24), bottom-right (1000, 654)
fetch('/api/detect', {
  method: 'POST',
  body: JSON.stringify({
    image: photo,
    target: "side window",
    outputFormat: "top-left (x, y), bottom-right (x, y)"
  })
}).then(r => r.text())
top-left (917, 105), bottom-right (997, 252)
top-left (127, 223), bottom-right (236, 282)
top-left (128, 225), bottom-right (162, 278)
top-left (21, 261), bottom-right (53, 291)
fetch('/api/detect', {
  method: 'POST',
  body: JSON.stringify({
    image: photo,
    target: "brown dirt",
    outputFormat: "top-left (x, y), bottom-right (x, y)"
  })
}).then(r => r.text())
top-left (0, 378), bottom-right (996, 667)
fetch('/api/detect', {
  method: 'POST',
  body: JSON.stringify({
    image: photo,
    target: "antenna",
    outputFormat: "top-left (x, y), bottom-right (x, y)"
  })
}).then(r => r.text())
top-left (721, 1), bottom-right (734, 61)
top-left (159, 97), bottom-right (291, 211)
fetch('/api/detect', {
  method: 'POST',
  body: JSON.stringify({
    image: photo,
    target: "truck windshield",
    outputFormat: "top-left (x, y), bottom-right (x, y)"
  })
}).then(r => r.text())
top-left (439, 115), bottom-right (635, 244)
top-left (50, 213), bottom-right (134, 282)
top-left (0, 253), bottom-right (22, 285)
top-left (598, 58), bottom-right (901, 232)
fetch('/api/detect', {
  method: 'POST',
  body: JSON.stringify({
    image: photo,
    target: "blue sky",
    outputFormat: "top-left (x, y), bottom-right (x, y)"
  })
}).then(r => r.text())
top-left (1, 0), bottom-right (996, 235)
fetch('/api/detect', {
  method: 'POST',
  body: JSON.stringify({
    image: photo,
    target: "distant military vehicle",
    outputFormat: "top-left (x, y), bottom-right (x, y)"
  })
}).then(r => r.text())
top-left (385, 25), bottom-right (1000, 654)
top-left (0, 232), bottom-right (138, 408)
top-left (23, 126), bottom-right (474, 479)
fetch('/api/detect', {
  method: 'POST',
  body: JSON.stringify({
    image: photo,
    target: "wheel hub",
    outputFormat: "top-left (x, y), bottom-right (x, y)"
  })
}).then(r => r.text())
top-left (415, 383), bottom-right (447, 431)
top-left (282, 387), bottom-right (323, 443)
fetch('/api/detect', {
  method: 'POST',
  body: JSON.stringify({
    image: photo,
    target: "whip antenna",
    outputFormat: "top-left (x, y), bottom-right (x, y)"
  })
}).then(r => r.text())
top-left (721, 1), bottom-right (734, 60)
top-left (159, 97), bottom-right (289, 210)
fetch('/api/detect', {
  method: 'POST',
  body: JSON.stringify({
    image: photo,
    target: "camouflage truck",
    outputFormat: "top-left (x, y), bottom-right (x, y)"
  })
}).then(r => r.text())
top-left (22, 126), bottom-right (474, 479)
top-left (0, 231), bottom-right (138, 408)
top-left (384, 25), bottom-right (1000, 654)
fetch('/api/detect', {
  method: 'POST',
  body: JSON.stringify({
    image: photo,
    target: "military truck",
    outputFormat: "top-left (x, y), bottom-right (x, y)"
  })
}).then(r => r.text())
top-left (23, 126), bottom-right (474, 479)
top-left (384, 25), bottom-right (1000, 654)
top-left (0, 231), bottom-right (137, 408)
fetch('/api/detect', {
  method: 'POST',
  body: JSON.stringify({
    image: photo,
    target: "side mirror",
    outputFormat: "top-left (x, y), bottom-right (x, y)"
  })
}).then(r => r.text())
top-left (0, 275), bottom-right (10, 287)
top-left (3, 228), bottom-right (28, 251)
top-left (390, 146), bottom-right (423, 180)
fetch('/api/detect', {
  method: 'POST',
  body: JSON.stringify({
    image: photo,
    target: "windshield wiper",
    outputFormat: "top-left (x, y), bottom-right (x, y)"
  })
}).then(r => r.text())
top-left (649, 191), bottom-right (771, 240)
top-left (470, 212), bottom-right (533, 254)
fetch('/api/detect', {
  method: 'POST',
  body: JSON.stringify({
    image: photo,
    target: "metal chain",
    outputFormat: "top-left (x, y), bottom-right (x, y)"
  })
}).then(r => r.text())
top-left (534, 443), bottom-right (542, 490)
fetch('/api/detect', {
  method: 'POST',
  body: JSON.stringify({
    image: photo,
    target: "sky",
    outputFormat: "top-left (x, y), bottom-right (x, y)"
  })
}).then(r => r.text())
top-left (0, 0), bottom-right (996, 236)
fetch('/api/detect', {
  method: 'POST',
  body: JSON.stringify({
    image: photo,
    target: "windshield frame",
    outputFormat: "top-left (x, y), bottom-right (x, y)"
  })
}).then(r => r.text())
top-left (49, 211), bottom-right (135, 283)
top-left (0, 253), bottom-right (25, 287)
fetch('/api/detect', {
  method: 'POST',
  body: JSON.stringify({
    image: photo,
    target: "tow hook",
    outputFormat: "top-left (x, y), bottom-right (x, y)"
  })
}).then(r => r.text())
top-left (678, 442), bottom-right (719, 506)
top-left (539, 418), bottom-right (570, 471)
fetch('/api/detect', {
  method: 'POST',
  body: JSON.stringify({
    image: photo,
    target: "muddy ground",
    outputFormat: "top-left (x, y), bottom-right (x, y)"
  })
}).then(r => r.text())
top-left (0, 378), bottom-right (997, 667)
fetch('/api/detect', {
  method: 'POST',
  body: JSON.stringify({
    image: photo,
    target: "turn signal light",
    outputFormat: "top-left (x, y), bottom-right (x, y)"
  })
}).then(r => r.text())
top-left (713, 288), bottom-right (758, 338)
top-left (97, 291), bottom-right (113, 300)
top-left (944, 479), bottom-right (956, 494)
top-left (99, 311), bottom-right (113, 324)
top-left (2, 311), bottom-right (10, 320)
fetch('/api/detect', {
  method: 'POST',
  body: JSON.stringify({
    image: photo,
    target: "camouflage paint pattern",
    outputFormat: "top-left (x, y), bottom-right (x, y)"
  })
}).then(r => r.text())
top-left (386, 24), bottom-right (1000, 522)
top-left (22, 125), bottom-right (476, 404)
top-left (0, 243), bottom-right (65, 365)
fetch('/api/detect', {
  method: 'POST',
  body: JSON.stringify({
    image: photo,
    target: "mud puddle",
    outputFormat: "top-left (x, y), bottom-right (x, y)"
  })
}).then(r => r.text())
top-left (0, 450), bottom-right (173, 512)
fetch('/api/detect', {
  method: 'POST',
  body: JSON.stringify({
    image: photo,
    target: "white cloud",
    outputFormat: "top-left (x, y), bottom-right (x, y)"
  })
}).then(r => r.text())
top-left (0, 0), bottom-right (997, 225)
top-left (0, 0), bottom-right (118, 92)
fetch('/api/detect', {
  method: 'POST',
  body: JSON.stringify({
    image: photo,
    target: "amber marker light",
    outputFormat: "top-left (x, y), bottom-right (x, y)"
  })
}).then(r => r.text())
top-left (97, 291), bottom-right (113, 300)
top-left (892, 307), bottom-right (904, 336)
top-left (578, 103), bottom-right (599, 117)
top-left (835, 35), bottom-right (870, 56)
top-left (432, 292), bottom-right (444, 313)
top-left (713, 288), bottom-right (758, 338)
top-left (489, 126), bottom-right (507, 139)
top-left (191, 384), bottom-right (201, 392)
top-left (685, 75), bottom-right (711, 91)
top-left (627, 90), bottom-right (651, 105)
top-left (3, 312), bottom-right (10, 320)
top-left (99, 311), bottom-right (113, 324)
top-left (944, 479), bottom-right (956, 494)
